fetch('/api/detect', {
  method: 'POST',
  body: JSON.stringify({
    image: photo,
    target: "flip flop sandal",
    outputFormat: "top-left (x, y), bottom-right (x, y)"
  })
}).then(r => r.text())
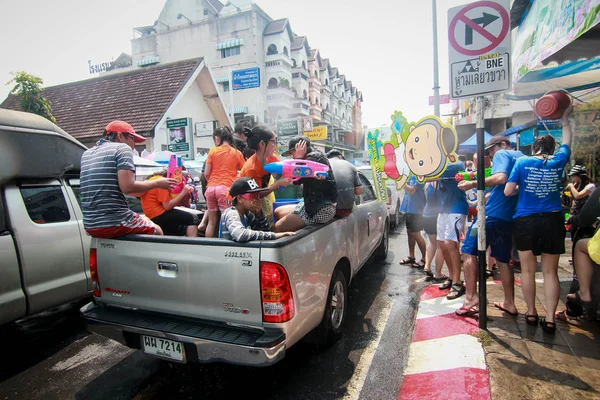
top-left (411, 259), bottom-right (426, 268)
top-left (455, 306), bottom-right (479, 318)
top-left (423, 269), bottom-right (434, 277)
top-left (400, 257), bottom-right (416, 265)
top-left (485, 270), bottom-right (494, 278)
top-left (556, 310), bottom-right (577, 323)
top-left (439, 279), bottom-right (453, 290)
top-left (432, 276), bottom-right (449, 284)
top-left (447, 284), bottom-right (465, 300)
top-left (494, 302), bottom-right (519, 316)
top-left (540, 318), bottom-right (556, 334)
top-left (525, 313), bottom-right (539, 326)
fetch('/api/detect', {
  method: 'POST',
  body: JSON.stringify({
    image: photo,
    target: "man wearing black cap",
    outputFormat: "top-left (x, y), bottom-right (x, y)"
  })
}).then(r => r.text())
top-left (80, 120), bottom-right (176, 238)
top-left (456, 135), bottom-right (524, 316)
top-left (221, 177), bottom-right (295, 242)
top-left (275, 136), bottom-right (337, 231)
top-left (327, 149), bottom-right (363, 217)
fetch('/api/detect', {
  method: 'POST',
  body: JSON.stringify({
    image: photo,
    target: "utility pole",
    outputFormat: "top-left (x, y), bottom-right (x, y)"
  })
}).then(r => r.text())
top-left (476, 96), bottom-right (487, 330)
top-left (432, 0), bottom-right (441, 117)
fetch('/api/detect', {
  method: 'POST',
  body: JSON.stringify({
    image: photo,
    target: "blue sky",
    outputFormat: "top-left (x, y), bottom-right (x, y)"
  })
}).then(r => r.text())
top-left (0, 0), bottom-right (473, 128)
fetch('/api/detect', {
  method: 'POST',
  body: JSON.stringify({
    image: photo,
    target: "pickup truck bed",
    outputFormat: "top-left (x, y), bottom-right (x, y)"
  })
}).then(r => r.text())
top-left (81, 175), bottom-right (388, 366)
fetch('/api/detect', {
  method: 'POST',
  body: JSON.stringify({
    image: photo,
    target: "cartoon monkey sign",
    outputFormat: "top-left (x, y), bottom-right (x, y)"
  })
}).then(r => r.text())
top-left (368, 111), bottom-right (459, 200)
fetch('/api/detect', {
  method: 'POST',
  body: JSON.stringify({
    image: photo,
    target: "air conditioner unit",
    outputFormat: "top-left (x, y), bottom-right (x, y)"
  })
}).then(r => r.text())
top-left (236, 115), bottom-right (256, 126)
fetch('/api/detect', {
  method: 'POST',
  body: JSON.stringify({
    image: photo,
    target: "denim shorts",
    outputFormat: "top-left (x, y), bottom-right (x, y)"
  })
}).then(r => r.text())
top-left (461, 217), bottom-right (513, 263)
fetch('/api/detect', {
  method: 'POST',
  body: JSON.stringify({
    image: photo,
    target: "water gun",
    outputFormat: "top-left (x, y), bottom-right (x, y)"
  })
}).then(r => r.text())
top-left (264, 159), bottom-right (329, 182)
top-left (455, 168), bottom-right (492, 182)
top-left (167, 154), bottom-right (185, 195)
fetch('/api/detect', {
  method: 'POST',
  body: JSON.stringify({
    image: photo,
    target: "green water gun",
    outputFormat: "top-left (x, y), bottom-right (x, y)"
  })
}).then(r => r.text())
top-left (454, 168), bottom-right (492, 182)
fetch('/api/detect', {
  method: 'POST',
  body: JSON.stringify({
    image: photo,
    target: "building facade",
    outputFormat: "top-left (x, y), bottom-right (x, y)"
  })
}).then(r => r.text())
top-left (125, 0), bottom-right (363, 151)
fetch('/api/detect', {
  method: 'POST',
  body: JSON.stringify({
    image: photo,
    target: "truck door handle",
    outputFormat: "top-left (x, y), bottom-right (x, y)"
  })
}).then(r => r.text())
top-left (158, 262), bottom-right (178, 272)
top-left (367, 212), bottom-right (372, 217)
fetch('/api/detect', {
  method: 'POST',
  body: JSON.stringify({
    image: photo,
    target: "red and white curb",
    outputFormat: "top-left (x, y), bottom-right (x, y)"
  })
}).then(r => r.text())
top-left (398, 285), bottom-right (491, 400)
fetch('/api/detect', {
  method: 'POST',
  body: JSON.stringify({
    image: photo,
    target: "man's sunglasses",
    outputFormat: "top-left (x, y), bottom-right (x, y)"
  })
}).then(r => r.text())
top-left (239, 193), bottom-right (260, 201)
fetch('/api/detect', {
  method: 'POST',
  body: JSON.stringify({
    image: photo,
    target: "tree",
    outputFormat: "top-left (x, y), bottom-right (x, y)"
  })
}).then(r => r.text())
top-left (6, 71), bottom-right (56, 123)
top-left (571, 100), bottom-right (600, 180)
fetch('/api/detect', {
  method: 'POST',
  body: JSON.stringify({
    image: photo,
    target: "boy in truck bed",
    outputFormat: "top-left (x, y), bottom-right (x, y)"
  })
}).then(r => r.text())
top-left (221, 177), bottom-right (295, 242)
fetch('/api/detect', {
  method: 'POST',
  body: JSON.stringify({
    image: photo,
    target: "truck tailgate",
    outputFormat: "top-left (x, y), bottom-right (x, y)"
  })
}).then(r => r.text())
top-left (95, 237), bottom-right (263, 327)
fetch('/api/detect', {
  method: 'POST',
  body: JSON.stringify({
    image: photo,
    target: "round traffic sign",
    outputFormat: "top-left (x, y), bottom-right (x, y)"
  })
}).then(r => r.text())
top-left (448, 1), bottom-right (509, 57)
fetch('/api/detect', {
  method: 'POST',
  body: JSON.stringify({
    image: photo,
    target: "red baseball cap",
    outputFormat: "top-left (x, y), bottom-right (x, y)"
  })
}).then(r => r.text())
top-left (104, 120), bottom-right (146, 143)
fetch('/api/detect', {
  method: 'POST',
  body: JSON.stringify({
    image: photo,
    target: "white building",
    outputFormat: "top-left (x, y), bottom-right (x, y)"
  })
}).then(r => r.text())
top-left (126, 0), bottom-right (364, 151)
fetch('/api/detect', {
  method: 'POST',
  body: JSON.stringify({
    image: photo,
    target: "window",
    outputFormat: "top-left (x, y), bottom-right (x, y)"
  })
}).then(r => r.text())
top-left (314, 71), bottom-right (318, 79)
top-left (221, 46), bottom-right (240, 59)
top-left (20, 186), bottom-right (71, 224)
top-left (292, 58), bottom-right (297, 68)
top-left (222, 81), bottom-right (230, 92)
top-left (268, 78), bottom-right (278, 89)
top-left (358, 174), bottom-right (376, 202)
top-left (283, 46), bottom-right (289, 56)
top-left (326, 79), bottom-right (329, 85)
top-left (303, 90), bottom-right (307, 100)
top-left (267, 44), bottom-right (278, 55)
top-left (204, 8), bottom-right (209, 15)
top-left (316, 98), bottom-right (319, 105)
top-left (301, 61), bottom-right (307, 70)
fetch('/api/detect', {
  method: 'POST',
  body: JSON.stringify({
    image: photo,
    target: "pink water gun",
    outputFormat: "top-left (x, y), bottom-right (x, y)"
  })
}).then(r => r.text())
top-left (264, 159), bottom-right (329, 182)
top-left (167, 154), bottom-right (185, 194)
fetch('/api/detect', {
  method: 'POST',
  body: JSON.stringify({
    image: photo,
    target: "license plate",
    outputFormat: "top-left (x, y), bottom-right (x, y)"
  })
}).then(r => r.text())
top-left (142, 335), bottom-right (185, 361)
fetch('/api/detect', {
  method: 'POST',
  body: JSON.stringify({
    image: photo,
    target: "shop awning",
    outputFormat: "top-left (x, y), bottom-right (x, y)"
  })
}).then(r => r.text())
top-left (458, 131), bottom-right (493, 154)
top-left (137, 56), bottom-right (160, 67)
top-left (216, 38), bottom-right (244, 50)
top-left (510, 0), bottom-right (600, 99)
top-left (500, 120), bottom-right (537, 136)
top-left (227, 107), bottom-right (248, 114)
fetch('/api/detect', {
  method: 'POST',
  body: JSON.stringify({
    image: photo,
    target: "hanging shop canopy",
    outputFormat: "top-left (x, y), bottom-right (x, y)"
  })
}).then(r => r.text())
top-left (508, 0), bottom-right (600, 100)
top-left (458, 131), bottom-right (493, 154)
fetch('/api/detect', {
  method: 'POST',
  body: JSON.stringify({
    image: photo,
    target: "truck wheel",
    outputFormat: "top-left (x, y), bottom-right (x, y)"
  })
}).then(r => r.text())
top-left (373, 221), bottom-right (389, 262)
top-left (323, 268), bottom-right (348, 344)
top-left (390, 202), bottom-right (400, 231)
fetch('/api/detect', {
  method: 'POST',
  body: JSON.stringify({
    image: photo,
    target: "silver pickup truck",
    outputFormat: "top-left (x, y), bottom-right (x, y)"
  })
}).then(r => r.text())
top-left (81, 175), bottom-right (389, 367)
top-left (0, 109), bottom-right (91, 327)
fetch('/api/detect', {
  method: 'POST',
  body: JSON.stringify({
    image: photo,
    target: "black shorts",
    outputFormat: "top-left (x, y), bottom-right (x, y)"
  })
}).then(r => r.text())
top-left (422, 216), bottom-right (438, 235)
top-left (406, 213), bottom-right (423, 232)
top-left (151, 209), bottom-right (195, 236)
top-left (513, 212), bottom-right (566, 255)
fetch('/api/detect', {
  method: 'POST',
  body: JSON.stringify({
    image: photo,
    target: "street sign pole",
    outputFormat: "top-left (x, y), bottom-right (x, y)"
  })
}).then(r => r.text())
top-left (432, 0), bottom-right (441, 117)
top-left (476, 95), bottom-right (487, 330)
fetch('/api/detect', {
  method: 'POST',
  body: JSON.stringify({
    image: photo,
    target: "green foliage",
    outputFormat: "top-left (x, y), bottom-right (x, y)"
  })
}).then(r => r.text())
top-left (572, 100), bottom-right (600, 179)
top-left (6, 71), bottom-right (56, 123)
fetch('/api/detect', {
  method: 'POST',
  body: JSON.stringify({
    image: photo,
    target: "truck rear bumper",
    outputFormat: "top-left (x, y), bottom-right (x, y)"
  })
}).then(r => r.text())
top-left (80, 302), bottom-right (286, 367)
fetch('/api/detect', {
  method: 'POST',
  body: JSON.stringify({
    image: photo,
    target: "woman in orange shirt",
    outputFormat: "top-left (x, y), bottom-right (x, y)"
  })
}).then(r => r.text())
top-left (141, 171), bottom-right (197, 236)
top-left (240, 124), bottom-right (290, 226)
top-left (204, 126), bottom-right (245, 237)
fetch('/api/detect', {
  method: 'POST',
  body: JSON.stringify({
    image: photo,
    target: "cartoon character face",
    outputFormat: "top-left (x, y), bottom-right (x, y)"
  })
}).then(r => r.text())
top-left (404, 123), bottom-right (443, 180)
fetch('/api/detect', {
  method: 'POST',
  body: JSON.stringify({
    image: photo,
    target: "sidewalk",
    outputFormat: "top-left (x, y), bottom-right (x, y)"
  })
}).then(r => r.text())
top-left (484, 256), bottom-right (600, 400)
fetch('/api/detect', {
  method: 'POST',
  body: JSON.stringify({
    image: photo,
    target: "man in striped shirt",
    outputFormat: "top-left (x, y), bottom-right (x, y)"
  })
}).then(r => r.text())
top-left (80, 120), bottom-right (175, 238)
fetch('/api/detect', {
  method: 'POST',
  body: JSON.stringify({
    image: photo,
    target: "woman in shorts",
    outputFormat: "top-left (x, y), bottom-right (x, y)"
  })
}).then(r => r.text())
top-left (504, 105), bottom-right (573, 333)
top-left (422, 181), bottom-right (446, 283)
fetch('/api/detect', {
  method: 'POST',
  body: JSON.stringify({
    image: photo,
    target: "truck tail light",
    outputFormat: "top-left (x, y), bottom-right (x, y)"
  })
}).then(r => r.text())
top-left (386, 187), bottom-right (392, 205)
top-left (90, 248), bottom-right (101, 297)
top-left (260, 262), bottom-right (294, 323)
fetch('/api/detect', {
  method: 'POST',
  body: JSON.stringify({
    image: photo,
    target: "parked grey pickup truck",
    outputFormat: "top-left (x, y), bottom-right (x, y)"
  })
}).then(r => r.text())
top-left (81, 174), bottom-right (389, 367)
top-left (0, 109), bottom-right (91, 327)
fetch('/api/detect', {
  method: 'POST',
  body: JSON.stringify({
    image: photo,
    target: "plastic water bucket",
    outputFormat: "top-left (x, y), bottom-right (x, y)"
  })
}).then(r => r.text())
top-left (535, 91), bottom-right (571, 120)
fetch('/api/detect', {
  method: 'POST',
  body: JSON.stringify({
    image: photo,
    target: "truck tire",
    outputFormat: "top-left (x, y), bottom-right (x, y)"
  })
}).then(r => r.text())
top-left (323, 268), bottom-right (348, 344)
top-left (390, 202), bottom-right (400, 231)
top-left (373, 221), bottom-right (389, 262)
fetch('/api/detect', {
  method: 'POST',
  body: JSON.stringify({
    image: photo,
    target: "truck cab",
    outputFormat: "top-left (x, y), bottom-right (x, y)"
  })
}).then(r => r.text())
top-left (0, 109), bottom-right (91, 327)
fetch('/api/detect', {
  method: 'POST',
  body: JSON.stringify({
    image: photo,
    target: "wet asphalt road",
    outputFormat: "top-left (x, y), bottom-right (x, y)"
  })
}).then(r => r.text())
top-left (0, 226), bottom-right (427, 400)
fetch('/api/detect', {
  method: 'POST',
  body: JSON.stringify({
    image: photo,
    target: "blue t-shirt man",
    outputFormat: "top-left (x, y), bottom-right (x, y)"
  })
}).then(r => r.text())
top-left (438, 161), bottom-right (468, 215)
top-left (508, 144), bottom-right (570, 218)
top-left (486, 149), bottom-right (524, 220)
top-left (405, 175), bottom-right (426, 214)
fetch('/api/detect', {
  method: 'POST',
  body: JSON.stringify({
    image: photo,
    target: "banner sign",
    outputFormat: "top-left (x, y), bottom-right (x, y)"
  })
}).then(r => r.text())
top-left (304, 125), bottom-right (327, 140)
top-left (367, 111), bottom-right (459, 201)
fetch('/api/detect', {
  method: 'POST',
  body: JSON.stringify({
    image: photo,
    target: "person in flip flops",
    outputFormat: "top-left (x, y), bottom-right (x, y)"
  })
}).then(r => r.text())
top-left (399, 175), bottom-right (426, 268)
top-left (456, 135), bottom-right (524, 317)
top-left (422, 181), bottom-right (447, 283)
